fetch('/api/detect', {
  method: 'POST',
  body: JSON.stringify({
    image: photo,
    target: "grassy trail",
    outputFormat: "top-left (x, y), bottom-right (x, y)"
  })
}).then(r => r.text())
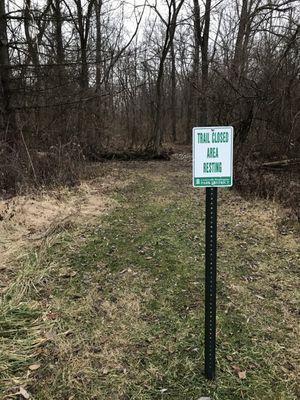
top-left (1, 159), bottom-right (299, 399)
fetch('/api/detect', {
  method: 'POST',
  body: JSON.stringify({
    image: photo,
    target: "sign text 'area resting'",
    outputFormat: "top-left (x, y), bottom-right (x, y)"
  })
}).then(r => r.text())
top-left (193, 126), bottom-right (233, 187)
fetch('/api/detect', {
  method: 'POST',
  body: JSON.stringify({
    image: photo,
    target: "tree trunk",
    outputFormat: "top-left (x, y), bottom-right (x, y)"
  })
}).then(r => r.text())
top-left (53, 0), bottom-right (64, 69)
top-left (153, 61), bottom-right (164, 152)
top-left (152, 0), bottom-right (185, 153)
top-left (76, 0), bottom-right (91, 90)
top-left (170, 41), bottom-right (177, 142)
top-left (233, 0), bottom-right (249, 80)
top-left (24, 0), bottom-right (39, 68)
top-left (185, 0), bottom-right (201, 144)
top-left (0, 0), bottom-right (15, 143)
top-left (200, 0), bottom-right (211, 126)
top-left (95, 0), bottom-right (103, 91)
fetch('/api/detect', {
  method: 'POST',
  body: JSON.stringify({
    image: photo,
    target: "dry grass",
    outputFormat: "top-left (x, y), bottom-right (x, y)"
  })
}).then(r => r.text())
top-left (0, 156), bottom-right (299, 399)
top-left (0, 163), bottom-right (128, 274)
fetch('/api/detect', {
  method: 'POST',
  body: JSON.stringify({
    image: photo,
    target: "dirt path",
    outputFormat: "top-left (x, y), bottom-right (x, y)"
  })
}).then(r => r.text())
top-left (0, 155), bottom-right (190, 273)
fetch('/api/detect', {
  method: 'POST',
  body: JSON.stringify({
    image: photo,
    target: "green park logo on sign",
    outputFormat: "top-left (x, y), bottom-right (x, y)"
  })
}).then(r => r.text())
top-left (193, 126), bottom-right (233, 188)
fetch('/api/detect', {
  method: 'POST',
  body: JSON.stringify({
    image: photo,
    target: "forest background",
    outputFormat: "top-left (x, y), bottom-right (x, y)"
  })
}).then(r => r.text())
top-left (0, 0), bottom-right (299, 216)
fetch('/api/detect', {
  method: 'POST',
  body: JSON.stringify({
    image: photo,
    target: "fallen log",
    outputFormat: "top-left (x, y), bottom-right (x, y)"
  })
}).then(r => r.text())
top-left (85, 149), bottom-right (172, 162)
top-left (262, 158), bottom-right (300, 169)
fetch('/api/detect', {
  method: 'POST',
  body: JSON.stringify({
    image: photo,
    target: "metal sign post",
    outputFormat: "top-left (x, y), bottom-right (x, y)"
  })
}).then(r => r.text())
top-left (192, 126), bottom-right (233, 380)
top-left (204, 187), bottom-right (217, 379)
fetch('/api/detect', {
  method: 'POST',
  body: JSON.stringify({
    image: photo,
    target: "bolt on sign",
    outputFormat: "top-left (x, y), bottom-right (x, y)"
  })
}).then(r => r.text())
top-left (192, 126), bottom-right (233, 187)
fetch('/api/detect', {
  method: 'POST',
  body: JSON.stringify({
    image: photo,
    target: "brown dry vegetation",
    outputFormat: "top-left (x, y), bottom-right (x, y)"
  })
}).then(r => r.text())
top-left (0, 154), bottom-right (299, 399)
top-left (0, 163), bottom-right (131, 267)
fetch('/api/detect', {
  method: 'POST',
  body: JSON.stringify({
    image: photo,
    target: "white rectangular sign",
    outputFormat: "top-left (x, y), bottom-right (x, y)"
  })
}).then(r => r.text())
top-left (193, 126), bottom-right (233, 187)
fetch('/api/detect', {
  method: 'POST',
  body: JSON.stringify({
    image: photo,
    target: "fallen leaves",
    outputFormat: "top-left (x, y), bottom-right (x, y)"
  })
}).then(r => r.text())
top-left (102, 367), bottom-right (109, 375)
top-left (43, 311), bottom-right (60, 321)
top-left (231, 365), bottom-right (247, 380)
top-left (119, 267), bottom-right (137, 276)
top-left (59, 268), bottom-right (77, 278)
top-left (238, 370), bottom-right (246, 380)
top-left (28, 364), bottom-right (41, 371)
top-left (19, 387), bottom-right (30, 399)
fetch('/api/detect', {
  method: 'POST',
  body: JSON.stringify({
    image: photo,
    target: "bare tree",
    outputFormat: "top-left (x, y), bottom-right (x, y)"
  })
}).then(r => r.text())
top-left (170, 39), bottom-right (177, 142)
top-left (0, 0), bottom-right (299, 197)
top-left (185, 0), bottom-right (202, 143)
top-left (200, 0), bottom-right (211, 125)
top-left (0, 0), bottom-right (15, 143)
top-left (53, 0), bottom-right (65, 67)
top-left (95, 0), bottom-right (103, 91)
top-left (149, 0), bottom-right (185, 153)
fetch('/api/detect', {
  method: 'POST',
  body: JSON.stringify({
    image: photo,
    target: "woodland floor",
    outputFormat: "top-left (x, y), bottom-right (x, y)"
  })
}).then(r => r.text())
top-left (0, 153), bottom-right (299, 400)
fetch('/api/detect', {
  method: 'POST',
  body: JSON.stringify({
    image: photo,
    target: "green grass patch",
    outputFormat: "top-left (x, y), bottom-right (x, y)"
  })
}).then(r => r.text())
top-left (1, 163), bottom-right (299, 399)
